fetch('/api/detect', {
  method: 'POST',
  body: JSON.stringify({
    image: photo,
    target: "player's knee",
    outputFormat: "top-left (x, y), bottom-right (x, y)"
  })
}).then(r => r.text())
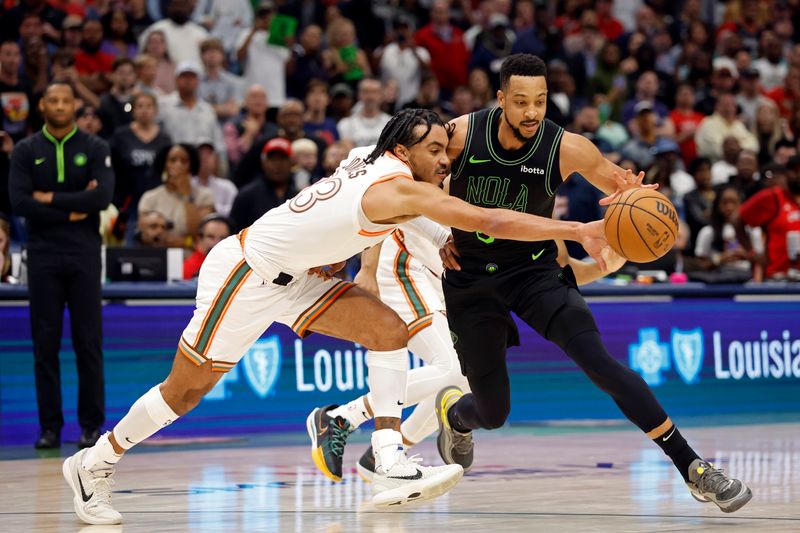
top-left (363, 311), bottom-right (408, 351)
top-left (161, 377), bottom-right (217, 416)
top-left (174, 386), bottom-right (210, 415)
top-left (548, 307), bottom-right (599, 352)
top-left (437, 358), bottom-right (467, 388)
top-left (479, 405), bottom-right (509, 429)
top-left (570, 334), bottom-right (629, 376)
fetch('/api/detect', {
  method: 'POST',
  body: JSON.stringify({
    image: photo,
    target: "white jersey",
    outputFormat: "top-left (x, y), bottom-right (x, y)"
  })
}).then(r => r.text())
top-left (242, 148), bottom-right (412, 280)
top-left (342, 146), bottom-right (450, 276)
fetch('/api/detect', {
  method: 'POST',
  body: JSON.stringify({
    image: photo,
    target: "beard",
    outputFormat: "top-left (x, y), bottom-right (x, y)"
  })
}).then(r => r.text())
top-left (503, 109), bottom-right (534, 143)
top-left (48, 116), bottom-right (74, 129)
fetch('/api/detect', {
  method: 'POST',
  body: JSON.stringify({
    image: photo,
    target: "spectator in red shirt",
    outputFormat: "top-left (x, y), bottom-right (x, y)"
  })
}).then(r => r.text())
top-left (415, 0), bottom-right (469, 95)
top-left (765, 66), bottom-right (800, 120)
top-left (670, 83), bottom-right (705, 167)
top-left (595, 0), bottom-right (623, 42)
top-left (183, 214), bottom-right (232, 280)
top-left (74, 19), bottom-right (115, 94)
top-left (740, 155), bottom-right (800, 279)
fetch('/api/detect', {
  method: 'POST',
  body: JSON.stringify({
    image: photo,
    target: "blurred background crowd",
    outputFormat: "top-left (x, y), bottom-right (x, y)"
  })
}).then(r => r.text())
top-left (1, 0), bottom-right (799, 283)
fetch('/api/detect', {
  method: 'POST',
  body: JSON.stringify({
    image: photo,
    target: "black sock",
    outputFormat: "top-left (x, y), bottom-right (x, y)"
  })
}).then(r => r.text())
top-left (446, 402), bottom-right (471, 433)
top-left (653, 425), bottom-right (701, 482)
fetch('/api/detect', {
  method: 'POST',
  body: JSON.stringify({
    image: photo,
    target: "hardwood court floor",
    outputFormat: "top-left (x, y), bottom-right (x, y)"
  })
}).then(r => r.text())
top-left (1, 422), bottom-right (797, 532)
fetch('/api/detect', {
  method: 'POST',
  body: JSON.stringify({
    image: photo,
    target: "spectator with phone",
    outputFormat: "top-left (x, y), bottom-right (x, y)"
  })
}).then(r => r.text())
top-left (323, 16), bottom-right (371, 89)
top-left (236, 1), bottom-right (291, 110)
top-left (138, 0), bottom-right (208, 65)
top-left (376, 16), bottom-right (430, 110)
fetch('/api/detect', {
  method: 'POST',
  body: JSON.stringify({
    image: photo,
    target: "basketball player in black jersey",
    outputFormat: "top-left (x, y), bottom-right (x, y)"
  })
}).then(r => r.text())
top-left (435, 54), bottom-right (752, 512)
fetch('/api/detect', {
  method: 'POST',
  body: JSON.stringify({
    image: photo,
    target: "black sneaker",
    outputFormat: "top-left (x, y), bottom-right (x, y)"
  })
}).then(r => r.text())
top-left (306, 405), bottom-right (352, 482)
top-left (435, 387), bottom-right (474, 471)
top-left (687, 459), bottom-right (752, 513)
top-left (356, 445), bottom-right (375, 482)
top-left (35, 429), bottom-right (61, 449)
top-left (78, 429), bottom-right (101, 449)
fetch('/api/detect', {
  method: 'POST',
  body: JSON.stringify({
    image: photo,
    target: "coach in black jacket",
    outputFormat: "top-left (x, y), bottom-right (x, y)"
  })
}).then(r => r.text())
top-left (9, 83), bottom-right (114, 449)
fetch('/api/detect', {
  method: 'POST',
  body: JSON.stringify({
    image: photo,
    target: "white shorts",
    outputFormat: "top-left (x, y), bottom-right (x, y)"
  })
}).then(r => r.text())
top-left (376, 231), bottom-right (445, 338)
top-left (179, 231), bottom-right (354, 372)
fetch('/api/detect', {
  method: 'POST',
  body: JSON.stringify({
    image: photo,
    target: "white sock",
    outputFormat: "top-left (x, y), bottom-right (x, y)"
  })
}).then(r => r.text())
top-left (366, 347), bottom-right (409, 419)
top-left (401, 396), bottom-right (439, 446)
top-left (372, 428), bottom-right (403, 471)
top-left (112, 384), bottom-right (179, 451)
top-left (81, 432), bottom-right (122, 472)
top-left (327, 395), bottom-right (371, 429)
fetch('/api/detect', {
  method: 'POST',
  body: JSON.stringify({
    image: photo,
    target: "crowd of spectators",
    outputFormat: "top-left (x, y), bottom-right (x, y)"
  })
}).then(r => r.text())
top-left (1, 0), bottom-right (799, 282)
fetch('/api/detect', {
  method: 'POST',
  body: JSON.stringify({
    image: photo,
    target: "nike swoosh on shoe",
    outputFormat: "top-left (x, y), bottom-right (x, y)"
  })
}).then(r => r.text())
top-left (78, 473), bottom-right (93, 502)
top-left (387, 469), bottom-right (423, 480)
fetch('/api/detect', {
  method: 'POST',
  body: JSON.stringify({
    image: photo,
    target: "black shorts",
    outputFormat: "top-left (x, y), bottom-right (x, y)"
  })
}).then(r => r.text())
top-left (442, 262), bottom-right (597, 377)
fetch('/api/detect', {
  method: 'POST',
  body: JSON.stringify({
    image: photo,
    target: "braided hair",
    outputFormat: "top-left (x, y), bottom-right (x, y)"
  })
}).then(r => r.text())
top-left (365, 108), bottom-right (452, 165)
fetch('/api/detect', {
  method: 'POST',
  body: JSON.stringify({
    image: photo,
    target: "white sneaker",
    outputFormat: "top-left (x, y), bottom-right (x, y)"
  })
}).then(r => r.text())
top-left (372, 451), bottom-right (463, 509)
top-left (62, 449), bottom-right (122, 525)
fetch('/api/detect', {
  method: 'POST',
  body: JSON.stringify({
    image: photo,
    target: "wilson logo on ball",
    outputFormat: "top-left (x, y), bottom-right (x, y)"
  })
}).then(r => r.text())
top-left (656, 201), bottom-right (679, 229)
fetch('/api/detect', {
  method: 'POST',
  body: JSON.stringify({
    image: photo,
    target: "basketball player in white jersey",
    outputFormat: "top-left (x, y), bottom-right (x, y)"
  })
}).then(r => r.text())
top-left (305, 146), bottom-right (472, 482)
top-left (63, 109), bottom-right (612, 525)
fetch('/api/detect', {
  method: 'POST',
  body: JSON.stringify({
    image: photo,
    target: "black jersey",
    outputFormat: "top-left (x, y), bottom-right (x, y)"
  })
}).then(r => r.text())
top-left (8, 126), bottom-right (114, 255)
top-left (450, 107), bottom-right (565, 272)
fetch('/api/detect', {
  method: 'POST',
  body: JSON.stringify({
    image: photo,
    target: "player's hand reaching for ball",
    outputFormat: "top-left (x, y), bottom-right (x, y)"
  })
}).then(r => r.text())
top-left (577, 220), bottom-right (610, 272)
top-left (598, 169), bottom-right (657, 206)
top-left (439, 235), bottom-right (461, 271)
top-left (602, 245), bottom-right (627, 273)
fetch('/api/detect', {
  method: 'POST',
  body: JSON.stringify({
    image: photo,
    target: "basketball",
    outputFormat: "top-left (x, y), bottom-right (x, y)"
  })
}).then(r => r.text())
top-left (603, 188), bottom-right (679, 263)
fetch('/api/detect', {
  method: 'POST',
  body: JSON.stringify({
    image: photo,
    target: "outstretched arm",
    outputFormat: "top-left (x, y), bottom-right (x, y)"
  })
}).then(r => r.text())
top-left (555, 239), bottom-right (626, 285)
top-left (402, 216), bottom-right (451, 247)
top-left (362, 179), bottom-right (610, 271)
top-left (559, 131), bottom-right (656, 205)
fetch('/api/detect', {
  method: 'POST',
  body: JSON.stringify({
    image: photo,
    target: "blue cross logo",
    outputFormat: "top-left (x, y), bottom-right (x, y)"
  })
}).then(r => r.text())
top-left (629, 328), bottom-right (671, 386)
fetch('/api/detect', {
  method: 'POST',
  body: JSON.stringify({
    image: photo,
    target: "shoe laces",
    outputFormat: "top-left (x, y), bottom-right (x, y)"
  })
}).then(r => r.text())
top-left (452, 431), bottom-right (473, 455)
top-left (697, 463), bottom-right (734, 495)
top-left (386, 451), bottom-right (425, 474)
top-left (86, 472), bottom-right (115, 511)
top-left (327, 418), bottom-right (352, 457)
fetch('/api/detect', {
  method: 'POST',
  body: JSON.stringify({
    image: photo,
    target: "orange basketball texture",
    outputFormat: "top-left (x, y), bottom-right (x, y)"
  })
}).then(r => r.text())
top-left (603, 188), bottom-right (679, 263)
